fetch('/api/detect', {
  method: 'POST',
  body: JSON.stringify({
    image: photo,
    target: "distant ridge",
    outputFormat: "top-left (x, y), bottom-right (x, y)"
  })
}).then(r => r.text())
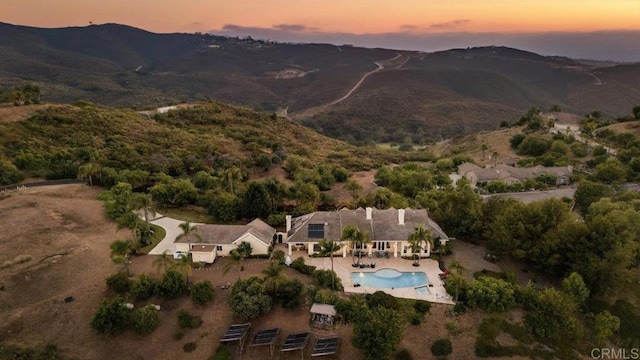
top-left (1, 22), bottom-right (639, 143)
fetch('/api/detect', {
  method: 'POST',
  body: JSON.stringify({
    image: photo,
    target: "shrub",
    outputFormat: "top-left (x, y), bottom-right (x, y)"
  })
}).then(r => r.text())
top-left (395, 349), bottom-right (413, 360)
top-left (431, 338), bottom-right (453, 357)
top-left (209, 345), bottom-right (232, 360)
top-left (274, 278), bottom-right (304, 309)
top-left (311, 269), bottom-right (343, 290)
top-left (183, 342), bottom-right (197, 353)
top-left (453, 302), bottom-right (466, 314)
top-left (177, 309), bottom-right (203, 329)
top-left (190, 280), bottom-right (215, 305)
top-left (366, 291), bottom-right (399, 311)
top-left (131, 274), bottom-right (158, 301)
top-left (91, 296), bottom-right (131, 334)
top-left (131, 306), bottom-right (160, 335)
top-left (230, 276), bottom-right (272, 320)
top-left (411, 312), bottom-right (422, 326)
top-left (414, 300), bottom-right (431, 314)
top-left (309, 287), bottom-right (339, 305)
top-left (466, 276), bottom-right (517, 312)
top-left (290, 257), bottom-right (316, 275)
top-left (174, 330), bottom-right (184, 340)
top-left (106, 272), bottom-right (132, 294)
top-left (270, 249), bottom-right (285, 264)
top-left (159, 269), bottom-right (188, 299)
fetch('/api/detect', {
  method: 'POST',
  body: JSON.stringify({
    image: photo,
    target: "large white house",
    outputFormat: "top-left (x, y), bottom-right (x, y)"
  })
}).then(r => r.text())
top-left (175, 219), bottom-right (275, 263)
top-left (285, 207), bottom-right (449, 258)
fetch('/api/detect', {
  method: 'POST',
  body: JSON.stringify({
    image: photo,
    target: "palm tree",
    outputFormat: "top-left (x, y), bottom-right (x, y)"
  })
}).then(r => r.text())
top-left (173, 253), bottom-right (194, 283)
top-left (77, 163), bottom-right (101, 186)
top-left (261, 262), bottom-right (284, 295)
top-left (110, 239), bottom-right (135, 275)
top-left (408, 224), bottom-right (433, 267)
top-left (319, 239), bottom-right (342, 290)
top-left (175, 222), bottom-right (201, 253)
top-left (223, 166), bottom-right (243, 195)
top-left (130, 193), bottom-right (156, 234)
top-left (223, 249), bottom-right (245, 280)
top-left (153, 250), bottom-right (172, 273)
top-left (341, 225), bottom-right (370, 266)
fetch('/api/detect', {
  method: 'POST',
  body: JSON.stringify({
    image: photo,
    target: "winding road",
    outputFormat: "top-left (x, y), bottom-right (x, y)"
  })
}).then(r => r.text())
top-left (291, 52), bottom-right (409, 119)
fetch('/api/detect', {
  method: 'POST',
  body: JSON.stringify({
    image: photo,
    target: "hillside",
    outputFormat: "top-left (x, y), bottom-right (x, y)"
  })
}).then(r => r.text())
top-left (0, 101), bottom-right (395, 184)
top-left (1, 23), bottom-right (640, 143)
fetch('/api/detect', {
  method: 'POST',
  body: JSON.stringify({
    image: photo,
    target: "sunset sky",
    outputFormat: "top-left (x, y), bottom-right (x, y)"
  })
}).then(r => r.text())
top-left (3, 0), bottom-right (640, 60)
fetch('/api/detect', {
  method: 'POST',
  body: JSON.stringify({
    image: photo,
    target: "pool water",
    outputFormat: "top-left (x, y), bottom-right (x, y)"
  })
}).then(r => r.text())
top-left (352, 268), bottom-right (429, 289)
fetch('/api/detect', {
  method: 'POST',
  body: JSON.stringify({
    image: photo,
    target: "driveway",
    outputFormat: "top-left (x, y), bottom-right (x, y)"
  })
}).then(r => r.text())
top-left (145, 213), bottom-right (203, 255)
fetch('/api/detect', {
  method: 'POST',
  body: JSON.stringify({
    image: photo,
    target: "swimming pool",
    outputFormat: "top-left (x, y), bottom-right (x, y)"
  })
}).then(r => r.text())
top-left (351, 268), bottom-right (429, 289)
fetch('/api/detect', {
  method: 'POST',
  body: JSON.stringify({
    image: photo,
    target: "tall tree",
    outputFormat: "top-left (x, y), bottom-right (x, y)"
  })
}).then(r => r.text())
top-left (175, 222), bottom-right (201, 252)
top-left (341, 225), bottom-right (370, 266)
top-left (77, 163), bottom-right (102, 186)
top-left (173, 253), bottom-right (194, 283)
top-left (129, 193), bottom-right (156, 233)
top-left (261, 262), bottom-right (284, 295)
top-left (408, 224), bottom-right (433, 266)
top-left (153, 250), bottom-right (172, 273)
top-left (110, 239), bottom-right (135, 275)
top-left (319, 239), bottom-right (343, 290)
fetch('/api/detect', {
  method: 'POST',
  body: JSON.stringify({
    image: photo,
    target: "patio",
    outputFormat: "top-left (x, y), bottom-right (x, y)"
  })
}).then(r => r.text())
top-left (304, 254), bottom-right (454, 305)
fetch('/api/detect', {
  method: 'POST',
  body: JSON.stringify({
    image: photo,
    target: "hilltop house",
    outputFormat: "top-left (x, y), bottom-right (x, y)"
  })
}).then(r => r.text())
top-left (457, 162), bottom-right (572, 188)
top-left (285, 207), bottom-right (449, 258)
top-left (175, 219), bottom-right (275, 263)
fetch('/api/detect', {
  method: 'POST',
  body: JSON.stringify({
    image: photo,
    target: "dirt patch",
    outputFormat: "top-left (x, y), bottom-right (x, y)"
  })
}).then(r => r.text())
top-left (0, 104), bottom-right (48, 122)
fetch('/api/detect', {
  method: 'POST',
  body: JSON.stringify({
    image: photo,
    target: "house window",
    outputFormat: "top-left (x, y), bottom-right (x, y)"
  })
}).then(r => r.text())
top-left (216, 246), bottom-right (222, 251)
top-left (308, 223), bottom-right (325, 238)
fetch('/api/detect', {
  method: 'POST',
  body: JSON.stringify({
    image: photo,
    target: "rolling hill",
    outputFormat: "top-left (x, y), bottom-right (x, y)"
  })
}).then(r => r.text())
top-left (1, 22), bottom-right (639, 143)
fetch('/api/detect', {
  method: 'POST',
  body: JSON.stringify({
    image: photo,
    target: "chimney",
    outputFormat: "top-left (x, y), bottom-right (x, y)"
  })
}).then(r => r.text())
top-left (398, 209), bottom-right (405, 225)
top-left (365, 207), bottom-right (372, 220)
top-left (286, 215), bottom-right (292, 232)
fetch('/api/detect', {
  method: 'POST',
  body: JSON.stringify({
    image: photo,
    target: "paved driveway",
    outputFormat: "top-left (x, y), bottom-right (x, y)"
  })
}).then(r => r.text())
top-left (146, 214), bottom-right (203, 255)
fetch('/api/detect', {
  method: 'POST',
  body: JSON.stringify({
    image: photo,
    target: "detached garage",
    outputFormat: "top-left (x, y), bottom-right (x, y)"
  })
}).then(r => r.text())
top-left (190, 244), bottom-right (217, 264)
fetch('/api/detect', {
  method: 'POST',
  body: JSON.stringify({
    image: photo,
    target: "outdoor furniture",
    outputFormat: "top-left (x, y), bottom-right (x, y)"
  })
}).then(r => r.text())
top-left (370, 262), bottom-right (376, 269)
top-left (310, 304), bottom-right (336, 329)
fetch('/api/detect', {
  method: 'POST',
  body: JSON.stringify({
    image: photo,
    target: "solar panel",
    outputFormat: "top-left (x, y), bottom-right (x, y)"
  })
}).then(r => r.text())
top-left (220, 323), bottom-right (251, 342)
top-left (311, 337), bottom-right (340, 357)
top-left (250, 328), bottom-right (280, 346)
top-left (281, 332), bottom-right (310, 352)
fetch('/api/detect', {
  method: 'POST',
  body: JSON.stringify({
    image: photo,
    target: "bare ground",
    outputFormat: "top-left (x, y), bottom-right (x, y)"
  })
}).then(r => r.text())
top-left (1, 184), bottom-right (531, 360)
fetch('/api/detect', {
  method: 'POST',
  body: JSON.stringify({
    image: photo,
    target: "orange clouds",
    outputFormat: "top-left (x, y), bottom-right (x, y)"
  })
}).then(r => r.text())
top-left (0, 0), bottom-right (638, 33)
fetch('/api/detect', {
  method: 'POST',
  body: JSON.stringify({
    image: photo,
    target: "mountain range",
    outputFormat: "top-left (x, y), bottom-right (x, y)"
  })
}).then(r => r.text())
top-left (1, 22), bottom-right (639, 143)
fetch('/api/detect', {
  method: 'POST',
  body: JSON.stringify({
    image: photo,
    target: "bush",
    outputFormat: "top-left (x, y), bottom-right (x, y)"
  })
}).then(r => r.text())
top-left (311, 269), bottom-right (343, 290)
top-left (275, 278), bottom-right (305, 309)
top-left (208, 345), bottom-right (232, 360)
top-left (290, 257), bottom-right (316, 275)
top-left (159, 269), bottom-right (188, 299)
top-left (0, 344), bottom-right (63, 360)
top-left (91, 296), bottom-right (131, 334)
top-left (183, 342), bottom-right (197, 353)
top-left (395, 349), bottom-right (413, 360)
top-left (453, 302), bottom-right (466, 314)
top-left (131, 306), bottom-right (160, 335)
top-left (230, 276), bottom-right (272, 320)
top-left (411, 312), bottom-right (422, 326)
top-left (366, 291), bottom-right (399, 311)
top-left (414, 300), bottom-right (431, 314)
top-left (177, 309), bottom-right (203, 329)
top-left (106, 272), bottom-right (132, 294)
top-left (309, 287), bottom-right (339, 305)
top-left (131, 274), bottom-right (158, 301)
top-left (190, 280), bottom-right (215, 305)
top-left (467, 276), bottom-right (517, 312)
top-left (431, 338), bottom-right (453, 357)
top-left (270, 249), bottom-right (285, 264)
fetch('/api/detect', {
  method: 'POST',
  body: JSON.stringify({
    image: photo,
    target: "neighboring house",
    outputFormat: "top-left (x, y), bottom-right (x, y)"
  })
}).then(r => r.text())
top-left (175, 219), bottom-right (275, 263)
top-left (457, 162), bottom-right (573, 188)
top-left (285, 207), bottom-right (449, 258)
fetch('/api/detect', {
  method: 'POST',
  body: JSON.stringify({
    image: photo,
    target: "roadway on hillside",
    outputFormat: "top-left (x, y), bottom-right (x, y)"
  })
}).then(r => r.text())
top-left (291, 52), bottom-right (410, 120)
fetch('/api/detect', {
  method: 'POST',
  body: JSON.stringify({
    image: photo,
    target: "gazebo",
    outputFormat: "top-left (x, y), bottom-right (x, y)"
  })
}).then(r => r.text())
top-left (310, 303), bottom-right (336, 328)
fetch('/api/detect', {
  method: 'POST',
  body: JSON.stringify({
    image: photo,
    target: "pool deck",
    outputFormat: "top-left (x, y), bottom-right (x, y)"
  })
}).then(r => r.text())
top-left (304, 254), bottom-right (455, 305)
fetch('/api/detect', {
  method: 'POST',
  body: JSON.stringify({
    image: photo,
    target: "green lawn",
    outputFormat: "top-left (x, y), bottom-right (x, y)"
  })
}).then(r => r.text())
top-left (139, 224), bottom-right (166, 254)
top-left (158, 207), bottom-right (216, 224)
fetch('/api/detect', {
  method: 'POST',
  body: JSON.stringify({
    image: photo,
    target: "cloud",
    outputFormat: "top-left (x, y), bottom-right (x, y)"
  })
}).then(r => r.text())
top-left (430, 19), bottom-right (470, 29)
top-left (399, 24), bottom-right (417, 31)
top-left (212, 24), bottom-right (640, 62)
top-left (273, 24), bottom-right (307, 32)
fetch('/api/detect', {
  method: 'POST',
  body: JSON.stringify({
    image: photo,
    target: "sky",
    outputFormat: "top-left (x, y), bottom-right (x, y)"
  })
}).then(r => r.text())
top-left (3, 0), bottom-right (640, 61)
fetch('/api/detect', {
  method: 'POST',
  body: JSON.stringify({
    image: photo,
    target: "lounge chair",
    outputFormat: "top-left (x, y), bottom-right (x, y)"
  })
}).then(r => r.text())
top-left (370, 262), bottom-right (376, 268)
